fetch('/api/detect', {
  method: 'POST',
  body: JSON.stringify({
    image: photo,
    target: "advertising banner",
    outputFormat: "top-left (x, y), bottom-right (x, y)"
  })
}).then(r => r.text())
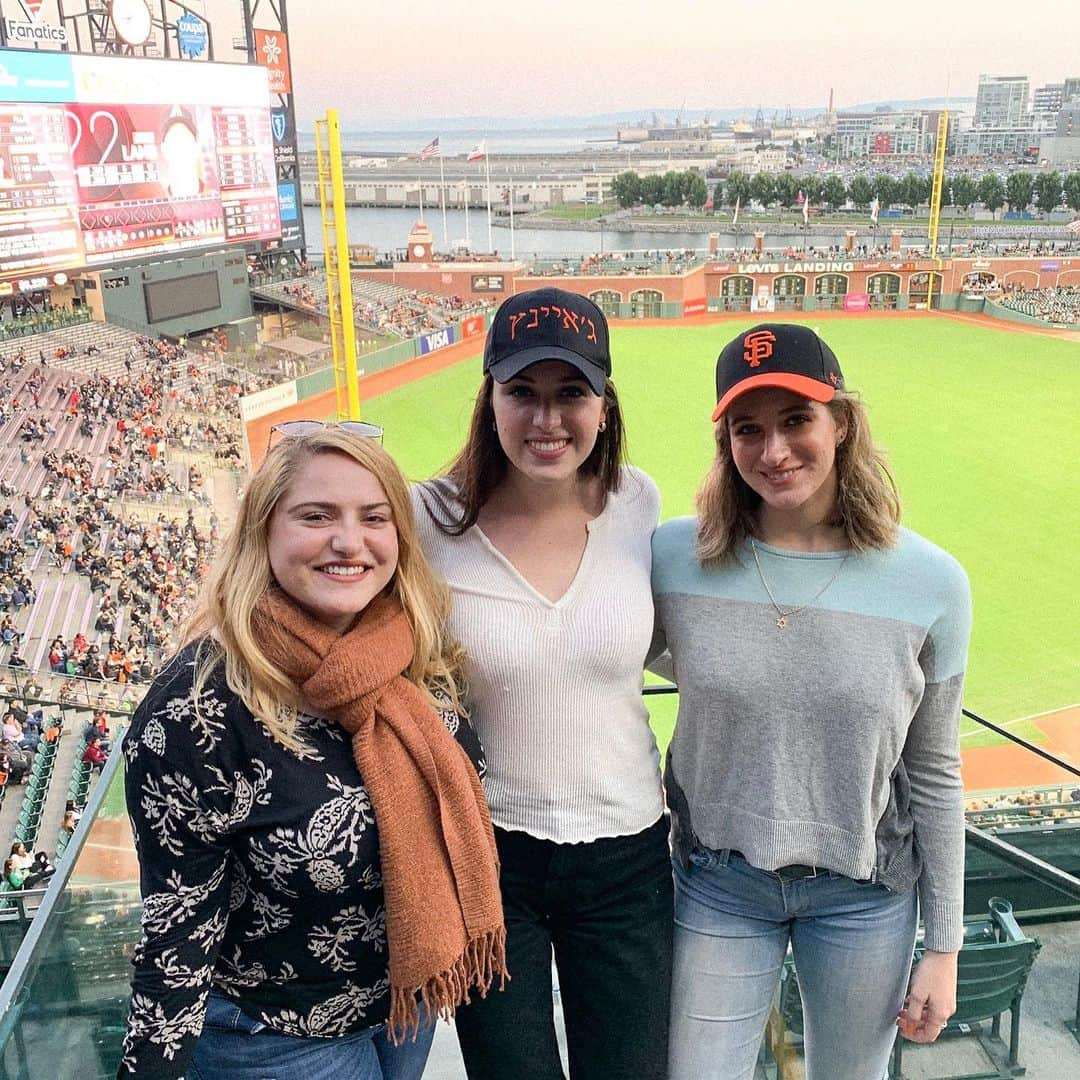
top-left (461, 314), bottom-right (485, 339)
top-left (682, 297), bottom-right (707, 316)
top-left (276, 182), bottom-right (298, 222)
top-left (750, 294), bottom-right (775, 313)
top-left (843, 293), bottom-right (870, 312)
top-left (0, 51), bottom-right (280, 282)
top-left (254, 29), bottom-right (293, 96)
top-left (471, 273), bottom-right (505, 292)
top-left (271, 106), bottom-right (297, 168)
top-left (419, 326), bottom-right (455, 354)
top-left (176, 13), bottom-right (208, 59)
top-left (239, 379), bottom-right (298, 423)
top-left (3, 0), bottom-right (68, 46)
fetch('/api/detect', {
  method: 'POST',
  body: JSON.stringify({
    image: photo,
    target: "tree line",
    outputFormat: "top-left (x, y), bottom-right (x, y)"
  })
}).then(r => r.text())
top-left (610, 168), bottom-right (1080, 216)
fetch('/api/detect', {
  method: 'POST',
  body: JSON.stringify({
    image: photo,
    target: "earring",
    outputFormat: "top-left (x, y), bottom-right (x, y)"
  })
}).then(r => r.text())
top-left (598, 419), bottom-right (607, 433)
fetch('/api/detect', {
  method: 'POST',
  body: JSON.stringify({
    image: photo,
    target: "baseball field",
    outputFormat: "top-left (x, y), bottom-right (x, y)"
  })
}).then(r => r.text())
top-left (348, 311), bottom-right (1078, 783)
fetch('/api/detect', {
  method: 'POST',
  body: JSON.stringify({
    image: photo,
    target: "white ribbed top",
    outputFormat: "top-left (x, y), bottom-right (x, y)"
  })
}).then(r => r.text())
top-left (413, 467), bottom-right (664, 843)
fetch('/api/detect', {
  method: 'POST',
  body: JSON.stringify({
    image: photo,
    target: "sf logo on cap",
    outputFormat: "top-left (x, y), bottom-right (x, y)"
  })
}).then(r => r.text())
top-left (743, 329), bottom-right (776, 368)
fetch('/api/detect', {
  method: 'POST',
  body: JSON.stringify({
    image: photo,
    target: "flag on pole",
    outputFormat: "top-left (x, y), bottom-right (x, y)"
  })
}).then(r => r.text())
top-left (732, 195), bottom-right (740, 226)
top-left (703, 192), bottom-right (714, 212)
top-left (870, 197), bottom-right (880, 226)
top-left (467, 141), bottom-right (486, 163)
top-left (419, 136), bottom-right (440, 160)
top-left (802, 193), bottom-right (809, 225)
top-left (1067, 218), bottom-right (1080, 234)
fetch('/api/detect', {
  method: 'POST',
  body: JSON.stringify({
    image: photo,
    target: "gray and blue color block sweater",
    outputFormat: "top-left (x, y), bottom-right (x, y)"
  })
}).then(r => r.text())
top-left (652, 521), bottom-right (971, 952)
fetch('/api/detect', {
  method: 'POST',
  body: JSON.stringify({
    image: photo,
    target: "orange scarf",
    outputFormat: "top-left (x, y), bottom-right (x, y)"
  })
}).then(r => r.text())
top-left (253, 591), bottom-right (506, 1040)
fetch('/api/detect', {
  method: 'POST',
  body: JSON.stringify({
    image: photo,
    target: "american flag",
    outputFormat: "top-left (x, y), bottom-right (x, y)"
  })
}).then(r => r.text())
top-left (1067, 218), bottom-right (1080, 234)
top-left (419, 137), bottom-right (440, 160)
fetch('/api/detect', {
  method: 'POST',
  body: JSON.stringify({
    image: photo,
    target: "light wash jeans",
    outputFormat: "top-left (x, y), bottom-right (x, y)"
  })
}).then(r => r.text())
top-left (668, 849), bottom-right (918, 1080)
top-left (187, 991), bottom-right (435, 1080)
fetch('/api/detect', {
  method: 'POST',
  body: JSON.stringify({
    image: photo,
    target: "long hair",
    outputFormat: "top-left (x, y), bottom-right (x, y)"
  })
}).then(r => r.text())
top-left (185, 428), bottom-right (466, 751)
top-left (419, 373), bottom-right (626, 534)
top-left (695, 392), bottom-right (901, 564)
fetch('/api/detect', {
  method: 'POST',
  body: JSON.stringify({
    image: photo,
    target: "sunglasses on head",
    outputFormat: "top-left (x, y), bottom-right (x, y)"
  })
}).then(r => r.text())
top-left (267, 419), bottom-right (384, 451)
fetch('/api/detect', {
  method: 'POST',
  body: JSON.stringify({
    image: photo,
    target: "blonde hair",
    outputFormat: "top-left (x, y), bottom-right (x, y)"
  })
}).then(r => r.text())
top-left (185, 428), bottom-right (465, 751)
top-left (695, 392), bottom-right (901, 564)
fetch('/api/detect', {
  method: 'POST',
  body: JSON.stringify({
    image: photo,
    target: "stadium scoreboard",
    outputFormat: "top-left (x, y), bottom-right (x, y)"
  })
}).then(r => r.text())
top-left (0, 49), bottom-right (281, 287)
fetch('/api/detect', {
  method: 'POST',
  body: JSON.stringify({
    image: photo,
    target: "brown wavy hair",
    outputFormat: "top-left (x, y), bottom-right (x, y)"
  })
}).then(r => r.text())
top-left (695, 392), bottom-right (901, 564)
top-left (418, 373), bottom-right (626, 535)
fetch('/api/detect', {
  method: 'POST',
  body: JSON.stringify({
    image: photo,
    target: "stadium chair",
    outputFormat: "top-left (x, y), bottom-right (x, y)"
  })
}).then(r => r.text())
top-left (763, 898), bottom-right (1041, 1080)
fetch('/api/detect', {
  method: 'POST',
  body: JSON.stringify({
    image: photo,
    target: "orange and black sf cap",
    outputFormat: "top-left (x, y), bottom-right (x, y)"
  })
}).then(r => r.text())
top-left (712, 323), bottom-right (845, 421)
top-left (484, 287), bottom-right (610, 395)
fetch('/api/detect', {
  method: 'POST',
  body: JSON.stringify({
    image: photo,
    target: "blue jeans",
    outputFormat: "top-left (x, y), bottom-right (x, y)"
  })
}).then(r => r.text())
top-left (669, 850), bottom-right (918, 1080)
top-left (187, 991), bottom-right (435, 1080)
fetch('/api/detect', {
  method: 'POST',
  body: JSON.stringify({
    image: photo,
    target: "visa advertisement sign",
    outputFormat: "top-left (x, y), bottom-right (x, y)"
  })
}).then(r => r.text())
top-left (420, 326), bottom-right (455, 354)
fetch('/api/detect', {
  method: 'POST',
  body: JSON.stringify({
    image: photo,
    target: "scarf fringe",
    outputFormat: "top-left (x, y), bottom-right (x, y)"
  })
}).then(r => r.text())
top-left (387, 927), bottom-right (508, 1046)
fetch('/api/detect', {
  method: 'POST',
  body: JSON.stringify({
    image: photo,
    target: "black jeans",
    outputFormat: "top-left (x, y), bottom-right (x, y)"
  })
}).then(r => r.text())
top-left (455, 815), bottom-right (673, 1080)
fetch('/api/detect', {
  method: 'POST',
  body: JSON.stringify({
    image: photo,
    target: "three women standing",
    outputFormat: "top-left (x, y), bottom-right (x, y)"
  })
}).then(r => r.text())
top-left (654, 323), bottom-right (970, 1079)
top-left (416, 288), bottom-right (672, 1079)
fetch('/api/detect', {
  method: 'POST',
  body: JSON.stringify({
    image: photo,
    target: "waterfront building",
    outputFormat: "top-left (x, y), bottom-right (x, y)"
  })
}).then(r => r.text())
top-left (975, 74), bottom-right (1031, 127)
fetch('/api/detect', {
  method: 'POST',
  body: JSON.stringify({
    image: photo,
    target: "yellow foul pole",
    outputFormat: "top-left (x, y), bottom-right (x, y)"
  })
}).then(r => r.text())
top-left (328, 111), bottom-right (361, 420)
top-left (926, 110), bottom-right (949, 310)
top-left (313, 119), bottom-right (343, 417)
top-left (316, 109), bottom-right (362, 421)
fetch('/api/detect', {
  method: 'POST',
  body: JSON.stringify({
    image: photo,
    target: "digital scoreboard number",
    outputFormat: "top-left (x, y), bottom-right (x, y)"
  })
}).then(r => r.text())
top-left (0, 49), bottom-right (281, 285)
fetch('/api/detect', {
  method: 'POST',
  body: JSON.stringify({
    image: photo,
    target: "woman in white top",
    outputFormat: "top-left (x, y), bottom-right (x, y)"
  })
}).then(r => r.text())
top-left (415, 287), bottom-right (671, 1080)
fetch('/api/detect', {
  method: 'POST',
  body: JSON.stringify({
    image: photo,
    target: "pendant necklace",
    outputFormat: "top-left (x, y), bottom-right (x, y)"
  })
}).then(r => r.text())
top-left (750, 539), bottom-right (849, 630)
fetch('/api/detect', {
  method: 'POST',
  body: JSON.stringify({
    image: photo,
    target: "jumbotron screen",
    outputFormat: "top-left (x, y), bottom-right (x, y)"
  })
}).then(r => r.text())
top-left (0, 49), bottom-right (281, 285)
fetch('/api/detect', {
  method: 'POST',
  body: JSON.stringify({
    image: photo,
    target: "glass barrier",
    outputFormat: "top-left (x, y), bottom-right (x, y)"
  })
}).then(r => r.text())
top-left (0, 690), bottom-right (1077, 1078)
top-left (0, 743), bottom-right (139, 1080)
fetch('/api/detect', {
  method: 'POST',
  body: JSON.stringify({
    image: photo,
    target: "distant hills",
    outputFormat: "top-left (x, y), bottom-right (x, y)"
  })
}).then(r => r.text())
top-left (343, 99), bottom-right (977, 131)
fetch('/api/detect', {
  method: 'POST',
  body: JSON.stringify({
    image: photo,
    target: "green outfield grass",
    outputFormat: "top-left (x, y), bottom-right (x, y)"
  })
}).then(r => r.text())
top-left (365, 316), bottom-right (1080, 753)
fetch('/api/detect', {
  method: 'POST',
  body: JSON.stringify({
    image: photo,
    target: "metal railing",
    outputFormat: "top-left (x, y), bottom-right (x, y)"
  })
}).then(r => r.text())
top-left (0, 681), bottom-right (1076, 1075)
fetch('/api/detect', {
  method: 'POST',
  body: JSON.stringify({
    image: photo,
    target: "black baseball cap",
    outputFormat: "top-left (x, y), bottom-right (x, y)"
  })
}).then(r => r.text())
top-left (712, 323), bottom-right (845, 421)
top-left (483, 287), bottom-right (610, 395)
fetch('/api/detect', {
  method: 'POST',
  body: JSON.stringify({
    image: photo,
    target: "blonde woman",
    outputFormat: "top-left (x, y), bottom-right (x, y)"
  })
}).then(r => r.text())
top-left (653, 324), bottom-right (972, 1080)
top-left (121, 427), bottom-right (505, 1080)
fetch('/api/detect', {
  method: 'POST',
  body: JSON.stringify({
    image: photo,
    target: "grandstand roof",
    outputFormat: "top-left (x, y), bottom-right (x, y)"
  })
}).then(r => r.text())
top-left (261, 335), bottom-right (331, 359)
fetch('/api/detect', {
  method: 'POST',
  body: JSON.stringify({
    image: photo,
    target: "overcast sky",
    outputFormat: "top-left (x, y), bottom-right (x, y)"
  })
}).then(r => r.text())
top-left (213, 0), bottom-right (1080, 126)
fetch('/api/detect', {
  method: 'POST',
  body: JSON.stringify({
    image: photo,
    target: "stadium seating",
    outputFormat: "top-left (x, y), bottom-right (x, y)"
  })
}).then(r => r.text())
top-left (997, 285), bottom-right (1080, 325)
top-left (252, 270), bottom-right (492, 340)
top-left (764, 898), bottom-right (1041, 1080)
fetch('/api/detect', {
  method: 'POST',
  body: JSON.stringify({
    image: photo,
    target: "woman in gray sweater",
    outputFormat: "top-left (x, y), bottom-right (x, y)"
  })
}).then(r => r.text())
top-left (653, 324), bottom-right (971, 1080)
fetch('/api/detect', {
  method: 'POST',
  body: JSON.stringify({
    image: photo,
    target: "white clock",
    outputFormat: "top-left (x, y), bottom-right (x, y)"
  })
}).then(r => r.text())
top-left (110, 0), bottom-right (153, 47)
top-left (413, 244), bottom-right (426, 257)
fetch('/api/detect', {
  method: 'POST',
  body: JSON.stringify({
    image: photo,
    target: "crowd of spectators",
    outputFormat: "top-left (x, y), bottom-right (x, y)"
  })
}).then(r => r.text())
top-left (0, 329), bottom-right (236, 707)
top-left (257, 271), bottom-right (495, 341)
top-left (280, 282), bottom-right (318, 307)
top-left (997, 284), bottom-right (1080, 324)
top-left (0, 305), bottom-right (91, 342)
top-left (966, 786), bottom-right (1080, 826)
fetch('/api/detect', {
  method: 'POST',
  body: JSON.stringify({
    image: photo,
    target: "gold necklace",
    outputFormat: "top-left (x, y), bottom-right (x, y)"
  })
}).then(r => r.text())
top-left (750, 539), bottom-right (849, 630)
